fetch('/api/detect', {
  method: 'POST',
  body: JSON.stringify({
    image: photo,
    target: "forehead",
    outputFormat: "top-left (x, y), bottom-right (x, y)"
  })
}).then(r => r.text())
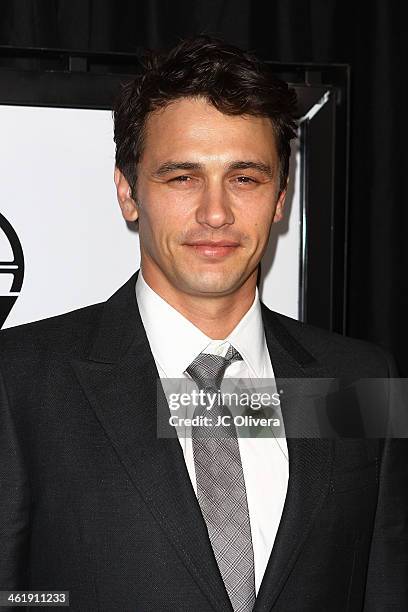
top-left (142, 97), bottom-right (278, 165)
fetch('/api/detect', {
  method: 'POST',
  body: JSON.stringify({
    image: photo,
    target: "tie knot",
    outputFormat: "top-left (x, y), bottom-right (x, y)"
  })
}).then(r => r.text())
top-left (185, 345), bottom-right (242, 391)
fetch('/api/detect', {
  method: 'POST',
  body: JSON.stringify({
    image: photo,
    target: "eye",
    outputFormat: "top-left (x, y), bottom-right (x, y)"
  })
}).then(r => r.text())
top-left (169, 175), bottom-right (192, 183)
top-left (234, 176), bottom-right (258, 184)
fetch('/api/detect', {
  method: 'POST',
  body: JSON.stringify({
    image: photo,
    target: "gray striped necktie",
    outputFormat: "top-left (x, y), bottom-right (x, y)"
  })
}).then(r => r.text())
top-left (186, 345), bottom-right (256, 612)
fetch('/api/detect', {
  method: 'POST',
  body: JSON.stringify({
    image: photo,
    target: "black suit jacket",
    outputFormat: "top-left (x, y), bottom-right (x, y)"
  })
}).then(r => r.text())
top-left (0, 271), bottom-right (407, 611)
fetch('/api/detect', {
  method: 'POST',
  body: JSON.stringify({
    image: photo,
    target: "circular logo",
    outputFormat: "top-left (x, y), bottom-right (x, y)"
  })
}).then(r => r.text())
top-left (0, 212), bottom-right (25, 327)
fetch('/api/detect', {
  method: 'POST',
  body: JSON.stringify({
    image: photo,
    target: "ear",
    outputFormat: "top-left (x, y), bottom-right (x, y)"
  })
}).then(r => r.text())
top-left (272, 181), bottom-right (288, 223)
top-left (114, 167), bottom-right (139, 222)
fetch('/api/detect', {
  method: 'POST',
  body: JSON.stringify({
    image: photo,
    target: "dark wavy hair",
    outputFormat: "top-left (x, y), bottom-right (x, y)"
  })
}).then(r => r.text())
top-left (113, 36), bottom-right (298, 195)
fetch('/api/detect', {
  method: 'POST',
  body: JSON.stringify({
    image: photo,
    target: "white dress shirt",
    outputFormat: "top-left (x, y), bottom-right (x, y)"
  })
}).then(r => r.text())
top-left (136, 270), bottom-right (289, 593)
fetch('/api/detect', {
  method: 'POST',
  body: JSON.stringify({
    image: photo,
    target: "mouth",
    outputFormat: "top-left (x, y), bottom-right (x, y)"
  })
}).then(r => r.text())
top-left (184, 240), bottom-right (240, 258)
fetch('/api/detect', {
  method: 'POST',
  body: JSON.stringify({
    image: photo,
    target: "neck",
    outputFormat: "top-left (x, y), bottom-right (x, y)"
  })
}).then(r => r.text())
top-left (141, 267), bottom-right (258, 339)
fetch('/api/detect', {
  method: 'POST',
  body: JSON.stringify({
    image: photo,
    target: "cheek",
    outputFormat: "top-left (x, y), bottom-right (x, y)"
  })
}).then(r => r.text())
top-left (139, 201), bottom-right (184, 253)
top-left (243, 201), bottom-right (274, 237)
top-left (141, 186), bottom-right (194, 223)
top-left (137, 204), bottom-right (164, 251)
top-left (148, 208), bottom-right (197, 250)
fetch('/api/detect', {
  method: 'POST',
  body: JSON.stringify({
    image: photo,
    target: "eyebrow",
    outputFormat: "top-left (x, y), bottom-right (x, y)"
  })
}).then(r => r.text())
top-left (228, 161), bottom-right (274, 178)
top-left (152, 160), bottom-right (274, 179)
top-left (153, 161), bottom-right (202, 176)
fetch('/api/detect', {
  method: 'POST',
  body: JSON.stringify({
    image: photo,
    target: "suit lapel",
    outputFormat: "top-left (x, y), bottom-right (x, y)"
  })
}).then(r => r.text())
top-left (71, 272), bottom-right (232, 612)
top-left (253, 306), bottom-right (334, 611)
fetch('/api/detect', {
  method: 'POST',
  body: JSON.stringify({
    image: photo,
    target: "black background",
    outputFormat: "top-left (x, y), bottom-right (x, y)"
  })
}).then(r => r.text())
top-left (1, 0), bottom-right (406, 374)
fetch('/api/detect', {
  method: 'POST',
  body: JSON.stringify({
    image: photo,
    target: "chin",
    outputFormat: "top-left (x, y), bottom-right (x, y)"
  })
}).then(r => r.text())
top-left (177, 269), bottom-right (245, 296)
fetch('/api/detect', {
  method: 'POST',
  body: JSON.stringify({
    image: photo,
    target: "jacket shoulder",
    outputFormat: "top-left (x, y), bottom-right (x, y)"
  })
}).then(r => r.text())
top-left (0, 301), bottom-right (105, 362)
top-left (264, 307), bottom-right (395, 377)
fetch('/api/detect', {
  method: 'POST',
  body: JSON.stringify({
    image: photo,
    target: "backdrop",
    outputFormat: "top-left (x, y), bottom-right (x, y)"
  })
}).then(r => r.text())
top-left (1, 0), bottom-right (406, 374)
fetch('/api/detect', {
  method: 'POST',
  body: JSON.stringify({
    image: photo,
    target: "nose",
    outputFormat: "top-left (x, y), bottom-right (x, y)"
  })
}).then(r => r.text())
top-left (195, 182), bottom-right (235, 229)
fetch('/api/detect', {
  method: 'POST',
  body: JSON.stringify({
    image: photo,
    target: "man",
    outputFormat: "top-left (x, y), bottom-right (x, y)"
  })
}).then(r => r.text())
top-left (0, 36), bottom-right (406, 611)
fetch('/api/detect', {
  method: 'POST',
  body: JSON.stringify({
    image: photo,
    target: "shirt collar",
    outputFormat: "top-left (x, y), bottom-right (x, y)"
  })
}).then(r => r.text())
top-left (225, 292), bottom-right (266, 378)
top-left (136, 270), bottom-right (266, 378)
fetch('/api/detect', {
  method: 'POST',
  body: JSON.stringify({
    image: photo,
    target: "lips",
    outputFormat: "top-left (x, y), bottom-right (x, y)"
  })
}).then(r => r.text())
top-left (184, 240), bottom-right (240, 258)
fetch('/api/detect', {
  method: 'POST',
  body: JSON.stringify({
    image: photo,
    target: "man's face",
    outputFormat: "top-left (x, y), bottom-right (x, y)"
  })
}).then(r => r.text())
top-left (115, 97), bottom-right (286, 299)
